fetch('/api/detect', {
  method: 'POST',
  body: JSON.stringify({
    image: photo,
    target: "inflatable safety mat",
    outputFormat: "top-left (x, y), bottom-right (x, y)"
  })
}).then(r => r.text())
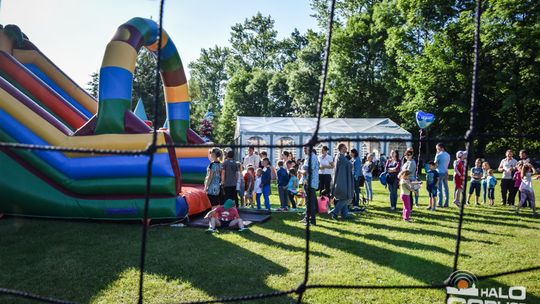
top-left (188, 209), bottom-right (271, 228)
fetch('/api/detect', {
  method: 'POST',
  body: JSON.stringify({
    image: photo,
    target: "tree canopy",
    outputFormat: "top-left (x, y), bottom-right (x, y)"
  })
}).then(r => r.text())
top-left (87, 1), bottom-right (540, 155)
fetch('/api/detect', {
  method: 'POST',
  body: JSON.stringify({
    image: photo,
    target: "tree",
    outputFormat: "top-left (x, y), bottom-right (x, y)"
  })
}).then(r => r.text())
top-left (228, 12), bottom-right (280, 72)
top-left (132, 48), bottom-right (166, 127)
top-left (188, 45), bottom-right (230, 127)
top-left (284, 30), bottom-right (324, 117)
top-left (86, 72), bottom-right (99, 98)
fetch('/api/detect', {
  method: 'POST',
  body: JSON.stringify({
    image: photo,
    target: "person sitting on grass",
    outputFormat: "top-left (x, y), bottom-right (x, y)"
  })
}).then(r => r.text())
top-left (205, 199), bottom-right (247, 233)
top-left (426, 161), bottom-right (439, 211)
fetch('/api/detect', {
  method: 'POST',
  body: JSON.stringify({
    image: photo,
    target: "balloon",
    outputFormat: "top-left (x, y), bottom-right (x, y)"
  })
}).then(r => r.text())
top-left (415, 111), bottom-right (435, 129)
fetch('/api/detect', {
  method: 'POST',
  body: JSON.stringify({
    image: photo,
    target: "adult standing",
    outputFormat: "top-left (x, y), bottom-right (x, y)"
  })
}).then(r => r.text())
top-left (330, 144), bottom-right (354, 220)
top-left (385, 150), bottom-right (401, 211)
top-left (243, 146), bottom-right (261, 169)
top-left (498, 149), bottom-right (518, 205)
top-left (519, 149), bottom-right (531, 165)
top-left (204, 148), bottom-right (223, 206)
top-left (300, 145), bottom-right (319, 225)
top-left (221, 150), bottom-right (238, 206)
top-left (434, 143), bottom-right (451, 208)
top-left (318, 146), bottom-right (334, 195)
top-left (350, 149), bottom-right (363, 208)
top-left (362, 154), bottom-right (375, 202)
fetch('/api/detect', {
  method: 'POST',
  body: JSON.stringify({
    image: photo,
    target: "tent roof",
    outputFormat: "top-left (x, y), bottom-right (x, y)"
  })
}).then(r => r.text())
top-left (235, 116), bottom-right (411, 138)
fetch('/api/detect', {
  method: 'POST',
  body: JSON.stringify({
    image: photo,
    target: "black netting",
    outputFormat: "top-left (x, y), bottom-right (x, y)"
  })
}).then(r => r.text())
top-left (1, 0), bottom-right (538, 303)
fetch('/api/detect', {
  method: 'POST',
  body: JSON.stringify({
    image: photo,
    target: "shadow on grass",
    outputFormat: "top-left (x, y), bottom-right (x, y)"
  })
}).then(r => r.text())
top-left (360, 221), bottom-right (497, 245)
top-left (0, 217), bottom-right (294, 304)
top-left (262, 217), bottom-right (540, 303)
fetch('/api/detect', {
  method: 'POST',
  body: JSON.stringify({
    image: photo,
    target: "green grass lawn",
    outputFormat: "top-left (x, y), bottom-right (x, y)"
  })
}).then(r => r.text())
top-left (1, 176), bottom-right (539, 303)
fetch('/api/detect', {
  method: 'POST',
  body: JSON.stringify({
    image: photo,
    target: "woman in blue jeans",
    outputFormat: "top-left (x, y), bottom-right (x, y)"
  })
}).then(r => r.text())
top-left (385, 150), bottom-right (401, 210)
top-left (362, 154), bottom-right (375, 201)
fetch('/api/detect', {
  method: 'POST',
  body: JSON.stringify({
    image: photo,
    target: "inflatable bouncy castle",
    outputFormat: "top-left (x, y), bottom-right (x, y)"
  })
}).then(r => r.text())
top-left (0, 18), bottom-right (211, 220)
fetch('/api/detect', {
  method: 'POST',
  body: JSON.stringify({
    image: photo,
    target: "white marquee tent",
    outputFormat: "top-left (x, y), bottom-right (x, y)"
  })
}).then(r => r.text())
top-left (235, 116), bottom-right (412, 162)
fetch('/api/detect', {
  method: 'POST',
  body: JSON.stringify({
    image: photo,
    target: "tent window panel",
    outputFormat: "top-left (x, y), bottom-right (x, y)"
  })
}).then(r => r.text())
top-left (275, 137), bottom-right (296, 162)
top-left (247, 136), bottom-right (267, 155)
top-left (361, 143), bottom-right (368, 157)
top-left (389, 142), bottom-right (407, 158)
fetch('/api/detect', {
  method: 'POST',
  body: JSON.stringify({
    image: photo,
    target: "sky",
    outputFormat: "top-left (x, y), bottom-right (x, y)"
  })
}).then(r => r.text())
top-left (0, 0), bottom-right (319, 88)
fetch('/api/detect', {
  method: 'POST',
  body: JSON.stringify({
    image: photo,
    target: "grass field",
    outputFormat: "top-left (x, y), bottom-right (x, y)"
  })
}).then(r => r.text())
top-left (0, 175), bottom-right (539, 304)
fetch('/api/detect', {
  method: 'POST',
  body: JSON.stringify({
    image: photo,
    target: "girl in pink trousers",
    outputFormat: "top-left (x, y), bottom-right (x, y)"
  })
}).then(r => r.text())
top-left (399, 170), bottom-right (414, 222)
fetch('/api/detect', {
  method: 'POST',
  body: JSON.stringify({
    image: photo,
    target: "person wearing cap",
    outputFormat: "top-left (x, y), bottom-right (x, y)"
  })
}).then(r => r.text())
top-left (434, 143), bottom-right (451, 207)
top-left (453, 150), bottom-right (467, 207)
top-left (204, 199), bottom-right (247, 233)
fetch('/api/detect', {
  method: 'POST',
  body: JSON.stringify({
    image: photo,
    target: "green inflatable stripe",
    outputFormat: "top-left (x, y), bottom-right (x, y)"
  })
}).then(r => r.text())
top-left (0, 130), bottom-right (176, 196)
top-left (159, 52), bottom-right (182, 72)
top-left (168, 120), bottom-right (189, 144)
top-left (0, 152), bottom-right (179, 219)
top-left (180, 172), bottom-right (206, 184)
top-left (126, 17), bottom-right (154, 44)
top-left (94, 99), bottom-right (131, 134)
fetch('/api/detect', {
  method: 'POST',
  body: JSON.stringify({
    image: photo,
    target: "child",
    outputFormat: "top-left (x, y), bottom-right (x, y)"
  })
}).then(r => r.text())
top-left (317, 189), bottom-right (330, 214)
top-left (254, 168), bottom-right (264, 210)
top-left (296, 169), bottom-right (305, 206)
top-left (287, 168), bottom-right (298, 210)
top-left (244, 165), bottom-right (255, 207)
top-left (276, 160), bottom-right (290, 211)
top-left (260, 158), bottom-right (272, 210)
top-left (236, 162), bottom-right (245, 207)
top-left (486, 169), bottom-right (497, 206)
top-left (513, 163), bottom-right (523, 207)
top-left (516, 163), bottom-right (537, 215)
top-left (453, 151), bottom-right (467, 207)
top-left (481, 161), bottom-right (491, 204)
top-left (204, 199), bottom-right (247, 233)
top-left (426, 161), bottom-right (439, 211)
top-left (398, 170), bottom-right (414, 222)
top-left (467, 158), bottom-right (483, 205)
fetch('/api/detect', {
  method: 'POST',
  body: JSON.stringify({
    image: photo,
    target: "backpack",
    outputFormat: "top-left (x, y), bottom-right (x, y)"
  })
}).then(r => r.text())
top-left (379, 171), bottom-right (388, 187)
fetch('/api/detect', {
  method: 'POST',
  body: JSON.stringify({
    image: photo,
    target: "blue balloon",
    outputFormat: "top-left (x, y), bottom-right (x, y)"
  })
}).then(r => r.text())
top-left (416, 111), bottom-right (435, 129)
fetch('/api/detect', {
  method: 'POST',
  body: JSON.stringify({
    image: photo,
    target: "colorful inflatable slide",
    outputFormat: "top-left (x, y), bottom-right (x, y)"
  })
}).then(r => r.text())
top-left (0, 18), bottom-right (211, 220)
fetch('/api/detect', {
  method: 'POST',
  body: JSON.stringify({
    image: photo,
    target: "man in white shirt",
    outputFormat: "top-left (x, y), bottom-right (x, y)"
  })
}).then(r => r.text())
top-left (318, 146), bottom-right (334, 195)
top-left (243, 146), bottom-right (260, 170)
top-left (498, 149), bottom-right (518, 205)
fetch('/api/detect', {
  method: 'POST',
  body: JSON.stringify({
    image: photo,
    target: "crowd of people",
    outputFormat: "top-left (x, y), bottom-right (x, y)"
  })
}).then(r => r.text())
top-left (202, 144), bottom-right (538, 231)
top-left (383, 144), bottom-right (538, 222)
